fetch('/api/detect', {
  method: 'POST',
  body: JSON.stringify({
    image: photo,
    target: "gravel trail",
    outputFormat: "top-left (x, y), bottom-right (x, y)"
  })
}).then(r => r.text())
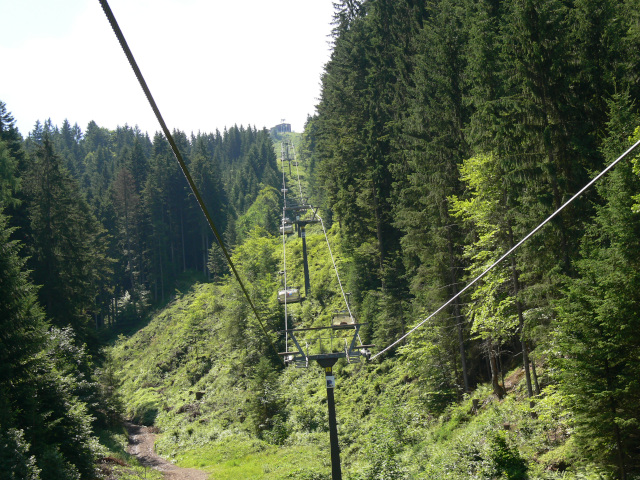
top-left (125, 423), bottom-right (208, 480)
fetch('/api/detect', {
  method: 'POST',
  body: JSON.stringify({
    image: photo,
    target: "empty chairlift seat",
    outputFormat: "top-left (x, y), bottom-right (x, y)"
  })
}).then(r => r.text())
top-left (278, 288), bottom-right (301, 304)
top-left (280, 223), bottom-right (294, 234)
top-left (332, 311), bottom-right (356, 326)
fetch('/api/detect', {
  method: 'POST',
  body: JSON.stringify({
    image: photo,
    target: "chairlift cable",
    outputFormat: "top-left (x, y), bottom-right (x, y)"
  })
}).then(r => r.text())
top-left (280, 138), bottom-right (363, 353)
top-left (288, 141), bottom-right (354, 325)
top-left (317, 214), bottom-right (357, 327)
top-left (292, 143), bottom-right (305, 202)
top-left (371, 138), bottom-right (640, 360)
top-left (286, 139), bottom-right (356, 326)
top-left (99, 0), bottom-right (283, 364)
top-left (281, 141), bottom-right (289, 352)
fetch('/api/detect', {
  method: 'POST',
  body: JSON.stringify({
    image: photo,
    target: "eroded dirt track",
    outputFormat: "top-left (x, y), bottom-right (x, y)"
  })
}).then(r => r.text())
top-left (126, 423), bottom-right (208, 480)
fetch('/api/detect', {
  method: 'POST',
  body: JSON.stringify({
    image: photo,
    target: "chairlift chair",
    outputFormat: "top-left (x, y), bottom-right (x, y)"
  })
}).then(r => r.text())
top-left (332, 311), bottom-right (355, 326)
top-left (280, 224), bottom-right (294, 234)
top-left (278, 288), bottom-right (301, 304)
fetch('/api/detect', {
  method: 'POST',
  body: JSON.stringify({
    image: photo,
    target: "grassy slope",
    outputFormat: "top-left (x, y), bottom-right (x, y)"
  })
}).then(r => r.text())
top-left (107, 138), bottom-right (608, 480)
top-left (108, 245), bottom-right (602, 479)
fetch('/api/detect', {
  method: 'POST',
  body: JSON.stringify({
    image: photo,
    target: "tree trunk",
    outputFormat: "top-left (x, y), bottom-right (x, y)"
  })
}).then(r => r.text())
top-left (488, 340), bottom-right (505, 399)
top-left (447, 222), bottom-right (469, 393)
top-left (371, 180), bottom-right (385, 280)
top-left (605, 358), bottom-right (627, 480)
top-left (508, 223), bottom-right (533, 397)
top-left (159, 237), bottom-right (165, 303)
top-left (530, 344), bottom-right (541, 395)
top-left (181, 210), bottom-right (186, 272)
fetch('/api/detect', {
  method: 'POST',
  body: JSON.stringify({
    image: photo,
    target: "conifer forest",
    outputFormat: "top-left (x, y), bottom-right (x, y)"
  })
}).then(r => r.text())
top-left (2, 0), bottom-right (640, 479)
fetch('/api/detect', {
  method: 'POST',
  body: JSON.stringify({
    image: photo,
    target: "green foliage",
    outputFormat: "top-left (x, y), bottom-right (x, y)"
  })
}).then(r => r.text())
top-left (23, 136), bottom-right (112, 338)
top-left (246, 357), bottom-right (285, 439)
top-left (235, 188), bottom-right (280, 243)
top-left (556, 108), bottom-right (640, 477)
top-left (4, 0), bottom-right (639, 474)
top-left (631, 126), bottom-right (640, 212)
top-left (0, 429), bottom-right (41, 480)
top-left (450, 153), bottom-right (519, 343)
top-left (128, 387), bottom-right (162, 426)
top-left (0, 140), bottom-right (19, 206)
top-left (105, 209), bottom-right (617, 479)
top-left (0, 205), bottom-right (102, 479)
top-left (489, 431), bottom-right (528, 480)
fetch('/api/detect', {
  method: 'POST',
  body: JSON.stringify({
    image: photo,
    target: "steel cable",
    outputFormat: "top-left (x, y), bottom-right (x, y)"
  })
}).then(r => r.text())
top-left (371, 138), bottom-right (640, 360)
top-left (99, 0), bottom-right (282, 363)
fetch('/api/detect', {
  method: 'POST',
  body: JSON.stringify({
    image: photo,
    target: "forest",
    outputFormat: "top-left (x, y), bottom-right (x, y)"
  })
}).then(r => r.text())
top-left (1, 0), bottom-right (640, 479)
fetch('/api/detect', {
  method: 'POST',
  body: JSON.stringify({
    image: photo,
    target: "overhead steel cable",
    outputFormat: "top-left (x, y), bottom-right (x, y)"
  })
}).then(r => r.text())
top-left (317, 214), bottom-right (354, 321)
top-left (292, 143), bottom-right (305, 202)
top-left (289, 142), bottom-right (360, 341)
top-left (282, 140), bottom-right (360, 345)
top-left (317, 213), bottom-right (364, 345)
top-left (371, 138), bottom-right (640, 360)
top-left (281, 142), bottom-right (289, 352)
top-left (286, 141), bottom-right (353, 320)
top-left (99, 0), bottom-right (282, 364)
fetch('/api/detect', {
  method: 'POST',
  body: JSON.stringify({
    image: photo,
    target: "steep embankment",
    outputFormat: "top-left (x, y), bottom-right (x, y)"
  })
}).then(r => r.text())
top-left (106, 134), bottom-right (596, 479)
top-left (108, 250), bottom-right (589, 479)
top-left (109, 294), bottom-right (334, 478)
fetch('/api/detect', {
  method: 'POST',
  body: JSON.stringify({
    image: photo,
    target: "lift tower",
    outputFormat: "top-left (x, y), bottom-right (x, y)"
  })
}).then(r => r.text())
top-left (279, 139), bottom-right (373, 479)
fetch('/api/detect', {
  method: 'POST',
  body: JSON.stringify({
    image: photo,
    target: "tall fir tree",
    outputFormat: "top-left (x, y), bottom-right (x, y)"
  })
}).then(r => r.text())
top-left (556, 97), bottom-right (640, 479)
top-left (24, 136), bottom-right (111, 337)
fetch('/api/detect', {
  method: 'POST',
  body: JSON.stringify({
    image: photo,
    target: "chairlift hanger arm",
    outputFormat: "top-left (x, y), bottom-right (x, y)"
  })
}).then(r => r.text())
top-left (283, 323), bottom-right (366, 332)
top-left (348, 324), bottom-right (362, 353)
top-left (284, 205), bottom-right (309, 212)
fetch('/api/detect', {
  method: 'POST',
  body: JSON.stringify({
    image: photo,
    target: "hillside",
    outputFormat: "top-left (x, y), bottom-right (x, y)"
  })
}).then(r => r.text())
top-left (107, 266), bottom-right (585, 479)
top-left (105, 140), bottom-right (617, 479)
top-left (3, 1), bottom-right (640, 478)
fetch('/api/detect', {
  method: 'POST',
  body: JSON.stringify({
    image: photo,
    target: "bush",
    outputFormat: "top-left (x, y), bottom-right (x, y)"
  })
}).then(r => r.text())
top-left (129, 388), bottom-right (161, 426)
top-left (489, 431), bottom-right (527, 480)
top-left (0, 428), bottom-right (41, 480)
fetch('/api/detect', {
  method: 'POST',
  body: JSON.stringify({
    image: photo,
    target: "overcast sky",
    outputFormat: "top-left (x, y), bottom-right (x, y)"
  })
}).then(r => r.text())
top-left (0, 0), bottom-right (335, 137)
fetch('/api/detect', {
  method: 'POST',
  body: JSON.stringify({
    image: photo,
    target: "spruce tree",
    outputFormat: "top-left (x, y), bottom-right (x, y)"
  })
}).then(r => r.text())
top-left (0, 206), bottom-right (99, 479)
top-left (23, 136), bottom-right (111, 337)
top-left (556, 98), bottom-right (640, 478)
top-left (394, 0), bottom-right (472, 392)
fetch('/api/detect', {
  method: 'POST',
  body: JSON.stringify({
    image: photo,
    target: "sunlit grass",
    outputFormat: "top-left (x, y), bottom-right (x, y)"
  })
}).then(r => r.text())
top-left (172, 441), bottom-right (330, 480)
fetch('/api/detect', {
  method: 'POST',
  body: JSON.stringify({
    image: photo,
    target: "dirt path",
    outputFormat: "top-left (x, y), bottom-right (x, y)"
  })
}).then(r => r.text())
top-left (125, 423), bottom-right (208, 480)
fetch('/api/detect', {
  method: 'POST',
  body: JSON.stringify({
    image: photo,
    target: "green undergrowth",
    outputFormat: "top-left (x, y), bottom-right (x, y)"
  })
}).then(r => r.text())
top-left (106, 164), bottom-right (610, 479)
top-left (108, 274), bottom-right (605, 479)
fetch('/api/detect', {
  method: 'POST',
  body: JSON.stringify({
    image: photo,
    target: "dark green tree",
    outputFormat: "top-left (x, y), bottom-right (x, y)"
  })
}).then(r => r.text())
top-left (0, 207), bottom-right (99, 479)
top-left (0, 140), bottom-right (19, 206)
top-left (23, 136), bottom-right (111, 337)
top-left (393, 0), bottom-right (472, 392)
top-left (556, 100), bottom-right (640, 479)
top-left (0, 101), bottom-right (25, 163)
top-left (144, 132), bottom-right (177, 302)
top-left (112, 166), bottom-right (143, 301)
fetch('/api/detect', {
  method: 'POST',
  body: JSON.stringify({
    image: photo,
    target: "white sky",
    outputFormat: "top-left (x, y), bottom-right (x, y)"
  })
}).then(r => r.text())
top-left (0, 0), bottom-right (335, 137)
